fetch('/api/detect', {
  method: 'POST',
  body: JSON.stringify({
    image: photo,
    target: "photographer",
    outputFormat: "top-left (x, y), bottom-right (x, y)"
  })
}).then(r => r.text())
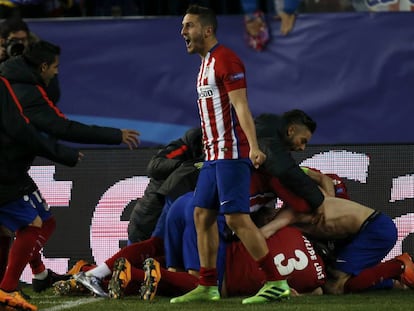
top-left (0, 17), bottom-right (63, 102)
top-left (0, 17), bottom-right (31, 62)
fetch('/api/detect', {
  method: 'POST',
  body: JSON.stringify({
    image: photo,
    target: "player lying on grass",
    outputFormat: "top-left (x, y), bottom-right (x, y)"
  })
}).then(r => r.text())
top-left (162, 169), bottom-right (414, 298)
top-left (51, 167), bottom-right (346, 299)
top-left (54, 223), bottom-right (326, 299)
top-left (56, 168), bottom-right (414, 299)
top-left (159, 190), bottom-right (326, 300)
top-left (260, 168), bottom-right (414, 294)
top-left (54, 168), bottom-right (332, 299)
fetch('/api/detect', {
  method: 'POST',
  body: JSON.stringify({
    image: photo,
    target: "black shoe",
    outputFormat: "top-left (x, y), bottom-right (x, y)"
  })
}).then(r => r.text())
top-left (32, 269), bottom-right (71, 293)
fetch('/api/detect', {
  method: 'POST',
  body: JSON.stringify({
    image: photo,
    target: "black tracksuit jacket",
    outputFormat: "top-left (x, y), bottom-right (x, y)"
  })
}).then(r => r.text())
top-left (127, 128), bottom-right (203, 243)
top-left (0, 56), bottom-right (123, 205)
top-left (255, 113), bottom-right (324, 211)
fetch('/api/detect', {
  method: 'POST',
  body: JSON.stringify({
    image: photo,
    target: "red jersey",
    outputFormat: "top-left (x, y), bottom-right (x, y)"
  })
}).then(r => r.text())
top-left (251, 168), bottom-right (351, 213)
top-left (197, 44), bottom-right (249, 160)
top-left (249, 170), bottom-right (278, 212)
top-left (224, 227), bottom-right (326, 295)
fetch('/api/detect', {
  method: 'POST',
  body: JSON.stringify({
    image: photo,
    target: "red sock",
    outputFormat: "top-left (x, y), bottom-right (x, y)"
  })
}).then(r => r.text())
top-left (29, 252), bottom-right (45, 275)
top-left (344, 259), bottom-right (403, 293)
top-left (0, 226), bottom-right (41, 291)
top-left (0, 235), bottom-right (12, 281)
top-left (29, 217), bottom-right (56, 274)
top-left (105, 237), bottom-right (164, 270)
top-left (198, 267), bottom-right (217, 286)
top-left (257, 252), bottom-right (281, 281)
top-left (39, 216), bottom-right (56, 241)
top-left (120, 265), bottom-right (145, 295)
top-left (130, 265), bottom-right (145, 281)
top-left (158, 268), bottom-right (198, 296)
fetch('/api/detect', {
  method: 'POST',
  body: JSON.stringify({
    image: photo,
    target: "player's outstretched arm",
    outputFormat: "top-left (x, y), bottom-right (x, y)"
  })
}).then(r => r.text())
top-left (260, 207), bottom-right (296, 239)
top-left (121, 129), bottom-right (140, 149)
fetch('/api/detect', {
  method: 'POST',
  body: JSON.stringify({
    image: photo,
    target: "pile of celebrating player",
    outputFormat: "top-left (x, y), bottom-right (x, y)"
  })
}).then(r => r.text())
top-left (1, 4), bottom-right (413, 311)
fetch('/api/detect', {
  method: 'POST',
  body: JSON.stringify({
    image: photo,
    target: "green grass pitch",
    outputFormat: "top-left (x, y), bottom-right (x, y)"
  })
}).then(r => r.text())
top-left (21, 285), bottom-right (414, 311)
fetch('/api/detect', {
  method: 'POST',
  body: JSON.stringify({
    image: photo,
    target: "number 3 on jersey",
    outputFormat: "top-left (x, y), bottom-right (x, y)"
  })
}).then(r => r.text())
top-left (273, 250), bottom-right (308, 276)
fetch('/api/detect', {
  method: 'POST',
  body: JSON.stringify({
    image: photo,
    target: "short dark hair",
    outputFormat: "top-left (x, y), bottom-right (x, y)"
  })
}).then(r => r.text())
top-left (0, 17), bottom-right (29, 39)
top-left (185, 4), bottom-right (218, 34)
top-left (282, 109), bottom-right (317, 133)
top-left (23, 40), bottom-right (60, 68)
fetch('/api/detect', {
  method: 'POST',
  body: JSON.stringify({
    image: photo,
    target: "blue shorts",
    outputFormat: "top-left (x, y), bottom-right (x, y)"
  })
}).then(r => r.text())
top-left (334, 212), bottom-right (397, 275)
top-left (0, 190), bottom-right (51, 232)
top-left (193, 159), bottom-right (251, 214)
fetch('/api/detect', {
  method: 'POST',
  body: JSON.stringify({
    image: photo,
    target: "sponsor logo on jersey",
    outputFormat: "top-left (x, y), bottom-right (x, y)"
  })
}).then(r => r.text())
top-left (198, 86), bottom-right (214, 98)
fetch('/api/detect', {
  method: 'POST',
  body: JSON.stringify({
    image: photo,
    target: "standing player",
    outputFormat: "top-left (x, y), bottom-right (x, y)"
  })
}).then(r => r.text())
top-left (169, 4), bottom-right (296, 305)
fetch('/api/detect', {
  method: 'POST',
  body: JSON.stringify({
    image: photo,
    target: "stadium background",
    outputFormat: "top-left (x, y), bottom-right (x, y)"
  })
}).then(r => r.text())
top-left (19, 12), bottom-right (414, 282)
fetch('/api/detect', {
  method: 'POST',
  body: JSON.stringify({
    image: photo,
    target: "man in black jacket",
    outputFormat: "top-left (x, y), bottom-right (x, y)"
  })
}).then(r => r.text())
top-left (0, 40), bottom-right (139, 149)
top-left (0, 76), bottom-right (80, 168)
top-left (128, 127), bottom-right (203, 243)
top-left (255, 109), bottom-right (324, 213)
top-left (0, 75), bottom-right (80, 282)
top-left (0, 40), bottom-right (139, 310)
top-left (0, 76), bottom-right (81, 311)
top-left (0, 18), bottom-right (80, 296)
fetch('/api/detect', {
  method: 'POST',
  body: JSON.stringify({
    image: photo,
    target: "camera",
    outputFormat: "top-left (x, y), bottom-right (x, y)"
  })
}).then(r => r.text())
top-left (5, 38), bottom-right (25, 57)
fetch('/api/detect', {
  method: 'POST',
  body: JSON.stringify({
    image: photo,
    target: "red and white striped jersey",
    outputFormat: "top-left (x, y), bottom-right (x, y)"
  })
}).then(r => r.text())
top-left (196, 44), bottom-right (249, 160)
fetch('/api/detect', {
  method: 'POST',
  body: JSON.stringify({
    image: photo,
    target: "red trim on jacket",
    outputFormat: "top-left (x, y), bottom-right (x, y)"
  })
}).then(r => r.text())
top-left (36, 85), bottom-right (66, 119)
top-left (166, 145), bottom-right (188, 159)
top-left (0, 76), bottom-right (29, 123)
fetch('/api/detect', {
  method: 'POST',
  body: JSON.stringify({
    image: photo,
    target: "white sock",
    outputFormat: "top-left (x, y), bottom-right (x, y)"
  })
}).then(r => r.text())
top-left (85, 263), bottom-right (111, 279)
top-left (33, 269), bottom-right (48, 280)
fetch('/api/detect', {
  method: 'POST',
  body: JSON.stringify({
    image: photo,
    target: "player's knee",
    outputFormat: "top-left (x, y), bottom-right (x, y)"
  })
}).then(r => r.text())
top-left (194, 207), bottom-right (216, 227)
top-left (225, 214), bottom-right (252, 233)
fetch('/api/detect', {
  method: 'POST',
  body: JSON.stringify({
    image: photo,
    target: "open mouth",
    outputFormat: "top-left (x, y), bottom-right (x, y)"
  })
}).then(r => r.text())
top-left (184, 38), bottom-right (191, 47)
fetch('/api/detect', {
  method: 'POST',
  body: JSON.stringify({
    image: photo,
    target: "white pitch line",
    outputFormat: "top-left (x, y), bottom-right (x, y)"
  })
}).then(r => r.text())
top-left (42, 297), bottom-right (103, 311)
